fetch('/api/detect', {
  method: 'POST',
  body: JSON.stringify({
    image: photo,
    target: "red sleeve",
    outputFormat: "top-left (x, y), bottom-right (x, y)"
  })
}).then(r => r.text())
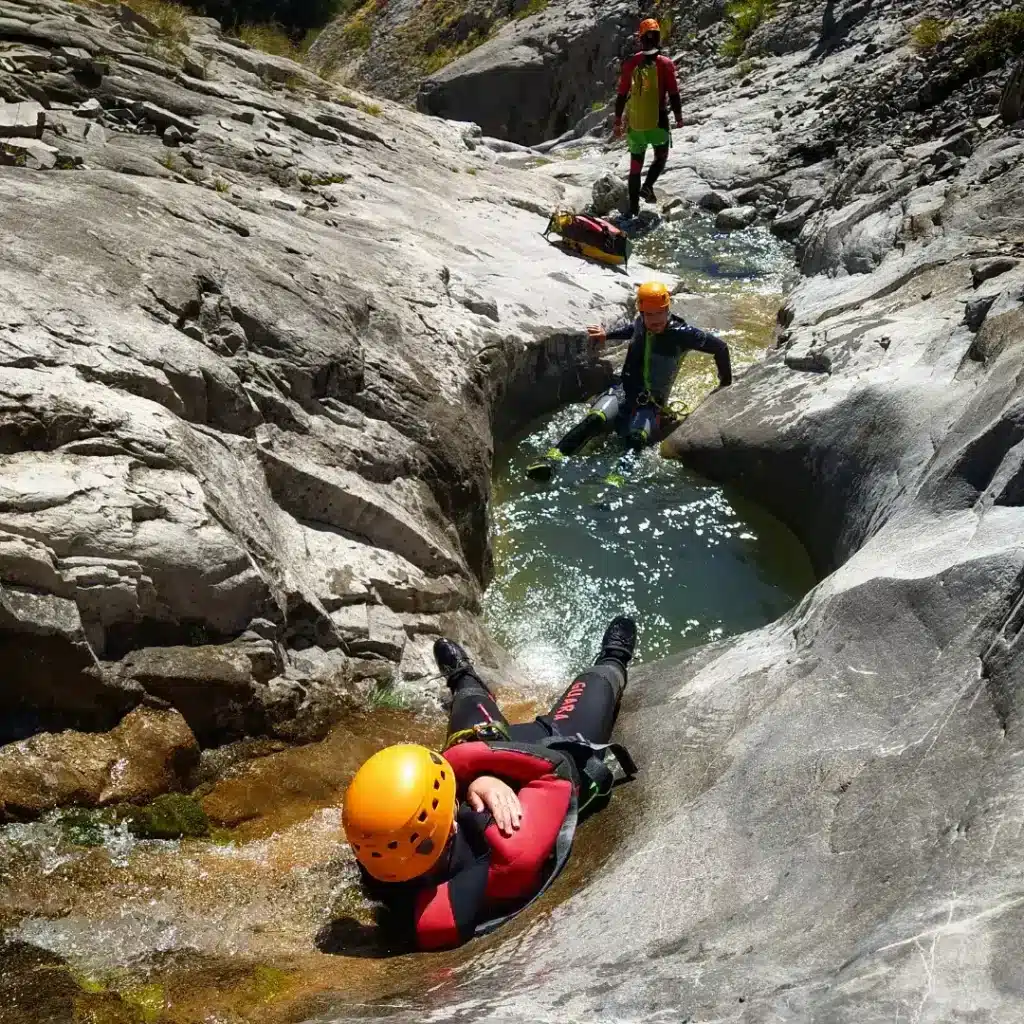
top-left (483, 777), bottom-right (573, 902)
top-left (659, 55), bottom-right (679, 96)
top-left (413, 882), bottom-right (459, 951)
top-left (618, 54), bottom-right (639, 96)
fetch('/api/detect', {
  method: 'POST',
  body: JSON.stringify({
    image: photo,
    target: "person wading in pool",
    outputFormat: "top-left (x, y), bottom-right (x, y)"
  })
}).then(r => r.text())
top-left (615, 18), bottom-right (684, 218)
top-left (340, 616), bottom-right (638, 951)
top-left (526, 281), bottom-right (732, 482)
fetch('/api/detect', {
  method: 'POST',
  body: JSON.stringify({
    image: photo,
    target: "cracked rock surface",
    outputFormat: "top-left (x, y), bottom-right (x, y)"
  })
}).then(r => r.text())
top-left (0, 0), bottom-right (655, 749)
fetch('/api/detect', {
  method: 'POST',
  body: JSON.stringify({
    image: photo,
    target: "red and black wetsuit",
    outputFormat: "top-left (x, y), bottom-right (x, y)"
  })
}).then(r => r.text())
top-left (615, 51), bottom-right (684, 215)
top-left (361, 658), bottom-right (628, 950)
top-left (614, 53), bottom-right (683, 133)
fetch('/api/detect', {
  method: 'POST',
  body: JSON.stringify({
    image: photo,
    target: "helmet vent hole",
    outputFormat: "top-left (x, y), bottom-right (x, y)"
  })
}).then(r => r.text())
top-left (416, 838), bottom-right (435, 856)
top-left (429, 752), bottom-right (443, 765)
top-left (387, 841), bottom-right (398, 850)
top-left (418, 811), bottom-right (428, 822)
top-left (440, 770), bottom-right (447, 780)
top-left (432, 798), bottom-right (439, 810)
top-left (410, 832), bottom-right (419, 843)
top-left (370, 852), bottom-right (382, 858)
top-left (434, 779), bottom-right (440, 790)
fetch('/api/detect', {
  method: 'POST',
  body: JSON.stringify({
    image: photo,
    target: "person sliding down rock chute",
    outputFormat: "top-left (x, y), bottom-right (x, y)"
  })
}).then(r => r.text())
top-left (526, 281), bottom-right (732, 482)
top-left (615, 19), bottom-right (684, 218)
top-left (341, 617), bottom-right (638, 951)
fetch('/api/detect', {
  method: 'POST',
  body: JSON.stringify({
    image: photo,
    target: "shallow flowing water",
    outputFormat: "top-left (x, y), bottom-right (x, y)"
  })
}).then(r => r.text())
top-left (484, 215), bottom-right (813, 687)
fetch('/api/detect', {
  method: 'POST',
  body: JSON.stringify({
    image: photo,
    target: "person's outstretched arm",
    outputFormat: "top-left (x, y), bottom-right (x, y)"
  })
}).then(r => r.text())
top-left (587, 320), bottom-right (639, 345)
top-left (681, 326), bottom-right (732, 387)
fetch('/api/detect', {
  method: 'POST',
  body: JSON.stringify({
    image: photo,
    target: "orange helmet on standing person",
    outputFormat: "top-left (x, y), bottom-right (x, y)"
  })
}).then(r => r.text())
top-left (636, 281), bottom-right (672, 313)
top-left (343, 743), bottom-right (457, 883)
top-left (638, 18), bottom-right (661, 51)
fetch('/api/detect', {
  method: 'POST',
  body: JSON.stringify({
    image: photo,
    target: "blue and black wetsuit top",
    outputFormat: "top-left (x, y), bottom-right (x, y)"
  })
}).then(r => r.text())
top-left (607, 314), bottom-right (732, 406)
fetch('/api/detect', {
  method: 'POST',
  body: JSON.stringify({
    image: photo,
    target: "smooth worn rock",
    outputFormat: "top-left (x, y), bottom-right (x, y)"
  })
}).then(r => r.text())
top-left (697, 189), bottom-right (733, 213)
top-left (715, 204), bottom-right (758, 230)
top-left (0, 706), bottom-right (198, 820)
top-left (415, 2), bottom-right (634, 146)
top-left (972, 256), bottom-right (1018, 288)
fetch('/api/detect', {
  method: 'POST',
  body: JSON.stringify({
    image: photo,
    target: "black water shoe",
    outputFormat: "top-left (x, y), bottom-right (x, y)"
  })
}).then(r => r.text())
top-left (433, 637), bottom-right (472, 681)
top-left (639, 184), bottom-right (657, 204)
top-left (600, 615), bottom-right (637, 666)
top-left (526, 448), bottom-right (563, 481)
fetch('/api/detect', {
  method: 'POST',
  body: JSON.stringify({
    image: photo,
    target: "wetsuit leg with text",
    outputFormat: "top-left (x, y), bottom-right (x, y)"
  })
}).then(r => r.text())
top-left (507, 655), bottom-right (627, 747)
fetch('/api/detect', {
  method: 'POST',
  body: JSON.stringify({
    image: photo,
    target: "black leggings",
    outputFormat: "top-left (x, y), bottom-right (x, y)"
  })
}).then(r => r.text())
top-left (446, 658), bottom-right (627, 748)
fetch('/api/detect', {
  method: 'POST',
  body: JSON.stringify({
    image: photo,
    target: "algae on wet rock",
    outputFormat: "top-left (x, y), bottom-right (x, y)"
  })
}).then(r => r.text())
top-left (121, 793), bottom-right (210, 840)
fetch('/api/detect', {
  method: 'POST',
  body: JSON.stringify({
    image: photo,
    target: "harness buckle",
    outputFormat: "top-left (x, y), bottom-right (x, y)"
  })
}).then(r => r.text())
top-left (444, 720), bottom-right (511, 749)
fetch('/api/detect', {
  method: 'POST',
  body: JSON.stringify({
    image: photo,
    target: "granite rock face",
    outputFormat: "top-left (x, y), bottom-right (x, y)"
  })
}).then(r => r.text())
top-left (305, 2), bottom-right (1024, 1022)
top-left (0, 0), bottom-right (649, 745)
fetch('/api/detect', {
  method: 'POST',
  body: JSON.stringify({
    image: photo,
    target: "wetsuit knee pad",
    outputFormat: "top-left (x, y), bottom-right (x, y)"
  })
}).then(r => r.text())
top-left (628, 406), bottom-right (658, 447)
top-left (629, 155), bottom-right (644, 175)
top-left (591, 391), bottom-right (622, 421)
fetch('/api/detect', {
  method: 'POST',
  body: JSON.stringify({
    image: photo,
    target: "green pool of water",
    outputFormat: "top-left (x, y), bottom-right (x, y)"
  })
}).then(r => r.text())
top-left (484, 217), bottom-right (814, 687)
top-left (484, 407), bottom-right (815, 687)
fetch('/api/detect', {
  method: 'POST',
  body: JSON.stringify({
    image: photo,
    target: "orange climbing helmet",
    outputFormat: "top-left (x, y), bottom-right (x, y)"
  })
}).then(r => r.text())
top-left (343, 743), bottom-right (458, 882)
top-left (638, 18), bottom-right (661, 36)
top-left (636, 281), bottom-right (672, 313)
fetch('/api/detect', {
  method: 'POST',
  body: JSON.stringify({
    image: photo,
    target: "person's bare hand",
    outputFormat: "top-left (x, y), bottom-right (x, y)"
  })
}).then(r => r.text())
top-left (587, 325), bottom-right (607, 343)
top-left (613, 119), bottom-right (624, 139)
top-left (675, 118), bottom-right (684, 130)
top-left (467, 776), bottom-right (523, 837)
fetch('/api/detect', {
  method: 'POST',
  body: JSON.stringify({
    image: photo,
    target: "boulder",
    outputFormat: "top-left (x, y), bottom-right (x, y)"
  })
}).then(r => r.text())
top-left (698, 189), bottom-right (733, 213)
top-left (0, 138), bottom-right (58, 169)
top-left (0, 582), bottom-right (132, 742)
top-left (1000, 58), bottom-right (1023, 125)
top-left (0, 100), bottom-right (44, 139)
top-left (971, 256), bottom-right (1018, 289)
top-left (117, 645), bottom-right (264, 745)
top-left (770, 198), bottom-right (816, 239)
top-left (0, 706), bottom-right (198, 820)
top-left (590, 171), bottom-right (628, 217)
top-left (715, 204), bottom-right (758, 230)
top-left (134, 101), bottom-right (199, 136)
top-left (416, 2), bottom-right (633, 146)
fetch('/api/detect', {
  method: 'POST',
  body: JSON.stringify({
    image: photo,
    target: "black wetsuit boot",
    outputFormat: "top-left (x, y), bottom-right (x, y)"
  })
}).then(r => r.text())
top-left (641, 146), bottom-right (668, 205)
top-left (526, 412), bottom-right (607, 481)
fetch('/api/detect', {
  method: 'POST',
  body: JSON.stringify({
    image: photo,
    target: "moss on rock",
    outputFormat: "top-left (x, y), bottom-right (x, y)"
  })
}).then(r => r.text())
top-left (122, 794), bottom-right (210, 840)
